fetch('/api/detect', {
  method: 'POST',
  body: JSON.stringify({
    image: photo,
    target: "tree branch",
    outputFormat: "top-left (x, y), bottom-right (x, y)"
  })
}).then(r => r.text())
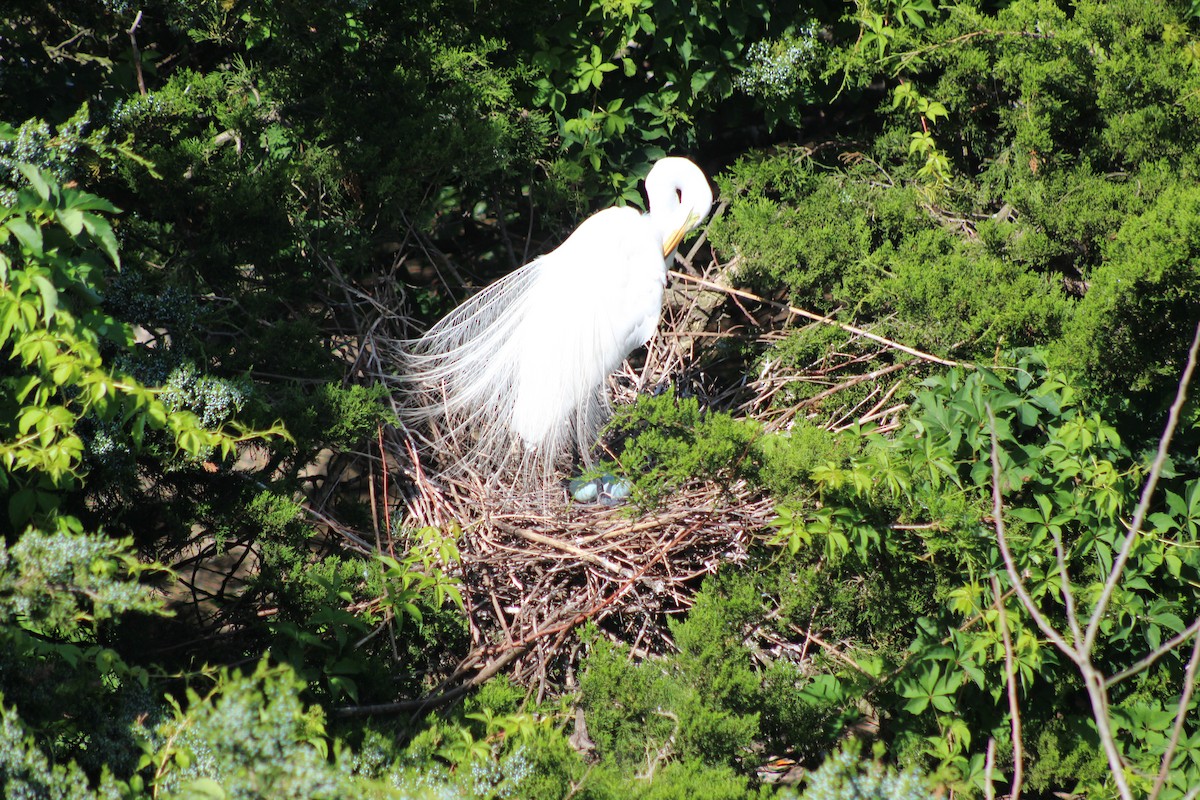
top-left (668, 269), bottom-right (963, 367)
top-left (1150, 630), bottom-right (1200, 800)
top-left (1084, 320), bottom-right (1200, 654)
top-left (991, 574), bottom-right (1023, 800)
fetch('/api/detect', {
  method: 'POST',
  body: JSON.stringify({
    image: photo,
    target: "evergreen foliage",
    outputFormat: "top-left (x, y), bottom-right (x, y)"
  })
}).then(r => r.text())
top-left (3, 0), bottom-right (1200, 797)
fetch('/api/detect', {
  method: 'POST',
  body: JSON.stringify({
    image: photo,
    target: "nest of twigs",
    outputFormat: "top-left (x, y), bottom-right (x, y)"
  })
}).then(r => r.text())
top-left (317, 211), bottom-right (946, 712)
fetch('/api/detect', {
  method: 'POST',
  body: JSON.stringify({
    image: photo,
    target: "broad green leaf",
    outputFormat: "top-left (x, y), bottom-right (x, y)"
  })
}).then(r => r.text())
top-left (17, 164), bottom-right (51, 201)
top-left (31, 274), bottom-right (58, 323)
top-left (81, 213), bottom-right (120, 268)
top-left (178, 778), bottom-right (226, 800)
top-left (6, 217), bottom-right (43, 256)
top-left (55, 207), bottom-right (85, 236)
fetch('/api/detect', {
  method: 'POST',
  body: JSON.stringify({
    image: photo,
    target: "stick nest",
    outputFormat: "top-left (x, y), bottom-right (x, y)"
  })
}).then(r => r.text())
top-left (321, 214), bottom-right (923, 707)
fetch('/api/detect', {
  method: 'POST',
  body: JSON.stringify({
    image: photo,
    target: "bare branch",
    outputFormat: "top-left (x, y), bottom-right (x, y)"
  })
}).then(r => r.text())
top-left (127, 11), bottom-right (147, 96)
top-left (668, 269), bottom-right (964, 367)
top-left (1049, 527), bottom-right (1083, 648)
top-left (1084, 320), bottom-right (1200, 653)
top-left (1106, 617), bottom-right (1200, 688)
top-left (986, 408), bottom-right (1076, 657)
top-left (991, 575), bottom-right (1024, 799)
top-left (1149, 629), bottom-right (1200, 800)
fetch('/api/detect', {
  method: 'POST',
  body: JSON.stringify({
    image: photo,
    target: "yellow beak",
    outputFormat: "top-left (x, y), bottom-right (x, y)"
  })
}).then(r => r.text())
top-left (661, 212), bottom-right (702, 258)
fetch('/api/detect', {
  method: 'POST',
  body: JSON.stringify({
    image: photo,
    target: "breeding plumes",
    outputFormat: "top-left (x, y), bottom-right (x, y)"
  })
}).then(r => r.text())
top-left (401, 156), bottom-right (713, 480)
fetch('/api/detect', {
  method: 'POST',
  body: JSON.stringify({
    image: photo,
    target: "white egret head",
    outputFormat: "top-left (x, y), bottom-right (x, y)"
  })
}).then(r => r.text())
top-left (645, 156), bottom-right (714, 257)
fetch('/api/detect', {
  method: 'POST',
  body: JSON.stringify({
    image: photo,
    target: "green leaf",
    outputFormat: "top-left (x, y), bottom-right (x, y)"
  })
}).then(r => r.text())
top-left (32, 274), bottom-right (58, 323)
top-left (9, 488), bottom-right (37, 528)
top-left (67, 191), bottom-right (121, 214)
top-left (7, 217), bottom-right (43, 256)
top-left (55, 207), bottom-right (85, 236)
top-left (17, 164), bottom-right (51, 201)
top-left (81, 213), bottom-right (120, 268)
top-left (178, 778), bottom-right (226, 800)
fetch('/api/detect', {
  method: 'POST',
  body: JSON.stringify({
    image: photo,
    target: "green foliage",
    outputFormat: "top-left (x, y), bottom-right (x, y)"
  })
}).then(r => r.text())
top-left (1021, 715), bottom-right (1110, 795)
top-left (608, 392), bottom-right (759, 503)
top-left (709, 0), bottom-right (1200, 451)
top-left (0, 524), bottom-right (162, 779)
top-left (515, 0), bottom-right (804, 199)
top-left (0, 697), bottom-right (129, 800)
top-left (768, 353), bottom-right (1200, 795)
top-left (635, 760), bottom-right (770, 800)
top-left (1058, 181), bottom-right (1200, 399)
top-left (0, 166), bottom-right (286, 528)
top-left (0, 521), bottom-right (164, 635)
top-left (4, 1), bottom-right (1200, 798)
top-left (146, 660), bottom-right (334, 799)
top-left (271, 525), bottom-right (467, 704)
top-left (581, 615), bottom-right (760, 772)
top-left (755, 420), bottom-right (851, 500)
top-left (144, 659), bottom-right (552, 800)
top-left (710, 152), bottom-right (1071, 360)
top-left (780, 742), bottom-right (933, 800)
top-left (609, 391), bottom-right (845, 502)
top-left (0, 106), bottom-right (157, 207)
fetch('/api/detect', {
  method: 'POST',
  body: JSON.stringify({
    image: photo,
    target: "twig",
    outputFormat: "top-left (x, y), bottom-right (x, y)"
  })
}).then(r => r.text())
top-left (1150, 630), bottom-right (1200, 800)
top-left (669, 269), bottom-right (963, 368)
top-left (788, 624), bottom-right (874, 677)
top-left (988, 410), bottom-right (1131, 800)
top-left (798, 361), bottom-right (910, 409)
top-left (991, 575), bottom-right (1023, 800)
top-left (1084, 320), bottom-right (1200, 654)
top-left (891, 28), bottom-right (1055, 74)
top-left (984, 737), bottom-right (996, 800)
top-left (1106, 617), bottom-right (1200, 687)
top-left (332, 644), bottom-right (526, 717)
top-left (492, 520), bottom-right (626, 575)
top-left (128, 11), bottom-right (147, 96)
top-left (510, 523), bottom-right (703, 648)
top-left (378, 424), bottom-right (394, 557)
top-left (1050, 526), bottom-right (1083, 648)
top-left (985, 420), bottom-right (1076, 655)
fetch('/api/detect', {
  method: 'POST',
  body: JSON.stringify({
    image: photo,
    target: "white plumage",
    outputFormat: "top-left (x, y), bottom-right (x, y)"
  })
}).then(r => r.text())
top-left (402, 156), bottom-right (713, 478)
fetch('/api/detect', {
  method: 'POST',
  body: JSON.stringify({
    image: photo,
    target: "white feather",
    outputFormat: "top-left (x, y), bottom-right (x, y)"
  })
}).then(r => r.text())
top-left (400, 157), bottom-right (713, 479)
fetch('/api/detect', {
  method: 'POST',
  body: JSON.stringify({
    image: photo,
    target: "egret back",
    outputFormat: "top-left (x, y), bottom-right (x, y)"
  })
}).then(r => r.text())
top-left (399, 155), bottom-right (710, 485)
top-left (401, 205), bottom-right (666, 479)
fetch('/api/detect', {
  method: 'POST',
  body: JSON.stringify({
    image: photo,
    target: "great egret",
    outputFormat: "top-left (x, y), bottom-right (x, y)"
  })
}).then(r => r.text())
top-left (402, 156), bottom-right (714, 479)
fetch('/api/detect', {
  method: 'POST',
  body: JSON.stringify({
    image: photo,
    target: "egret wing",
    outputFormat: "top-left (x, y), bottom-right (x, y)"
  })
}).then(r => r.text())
top-left (401, 203), bottom-right (668, 477)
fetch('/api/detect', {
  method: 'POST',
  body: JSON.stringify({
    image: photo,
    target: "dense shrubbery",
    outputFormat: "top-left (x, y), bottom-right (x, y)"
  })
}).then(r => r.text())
top-left (3, 0), bottom-right (1200, 798)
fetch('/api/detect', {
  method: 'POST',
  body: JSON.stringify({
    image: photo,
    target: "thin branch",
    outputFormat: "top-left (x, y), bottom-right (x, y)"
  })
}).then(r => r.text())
top-left (891, 28), bottom-right (1055, 74)
top-left (788, 624), bottom-right (874, 677)
top-left (331, 644), bottom-right (527, 717)
top-left (1049, 527), bottom-right (1083, 647)
top-left (127, 11), bottom-right (147, 96)
top-left (668, 269), bottom-right (964, 368)
top-left (1084, 320), bottom-right (1200, 653)
top-left (988, 401), bottom-right (1144, 800)
top-left (378, 424), bottom-right (395, 557)
top-left (991, 575), bottom-right (1023, 800)
top-left (1107, 617), bottom-right (1200, 688)
top-left (493, 520), bottom-right (626, 575)
top-left (984, 737), bottom-right (997, 800)
top-left (1150, 630), bottom-right (1200, 800)
top-left (1080, 668), bottom-right (1132, 800)
top-left (986, 408), bottom-right (1076, 657)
